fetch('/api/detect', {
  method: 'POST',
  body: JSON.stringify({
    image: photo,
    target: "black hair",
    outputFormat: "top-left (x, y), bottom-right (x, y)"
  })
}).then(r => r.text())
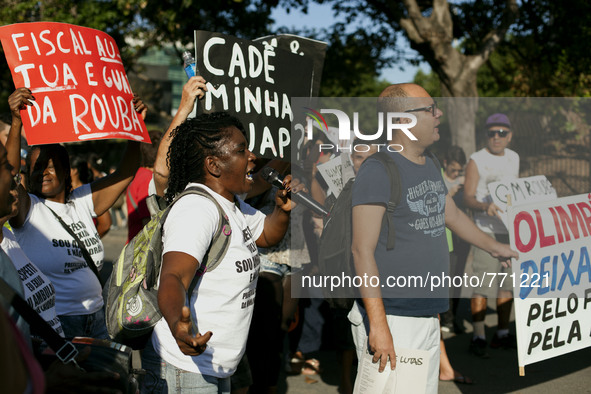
top-left (87, 152), bottom-right (104, 172)
top-left (70, 154), bottom-right (93, 184)
top-left (27, 144), bottom-right (72, 200)
top-left (444, 145), bottom-right (466, 167)
top-left (0, 113), bottom-right (11, 127)
top-left (141, 129), bottom-right (163, 168)
top-left (165, 112), bottom-right (246, 203)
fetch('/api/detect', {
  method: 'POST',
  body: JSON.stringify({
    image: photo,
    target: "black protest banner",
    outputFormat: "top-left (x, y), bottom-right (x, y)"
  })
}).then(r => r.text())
top-left (254, 34), bottom-right (327, 163)
top-left (195, 31), bottom-right (314, 160)
top-left (254, 34), bottom-right (327, 97)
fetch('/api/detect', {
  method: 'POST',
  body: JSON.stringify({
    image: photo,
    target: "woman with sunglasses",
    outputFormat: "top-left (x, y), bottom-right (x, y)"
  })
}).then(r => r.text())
top-left (6, 87), bottom-right (147, 340)
top-left (463, 112), bottom-right (520, 357)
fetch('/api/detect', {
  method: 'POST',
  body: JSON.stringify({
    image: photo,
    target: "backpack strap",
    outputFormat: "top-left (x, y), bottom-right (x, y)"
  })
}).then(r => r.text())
top-left (425, 149), bottom-right (442, 172)
top-left (371, 152), bottom-right (401, 250)
top-left (159, 186), bottom-right (232, 294)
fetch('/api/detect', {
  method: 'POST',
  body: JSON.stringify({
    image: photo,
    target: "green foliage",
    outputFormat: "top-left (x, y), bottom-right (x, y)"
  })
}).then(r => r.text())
top-left (477, 0), bottom-right (591, 97)
top-left (317, 24), bottom-right (392, 97)
top-left (413, 69), bottom-right (440, 97)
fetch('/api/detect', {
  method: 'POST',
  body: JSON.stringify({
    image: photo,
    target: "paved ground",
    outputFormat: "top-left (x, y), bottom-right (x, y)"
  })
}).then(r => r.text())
top-left (102, 227), bottom-right (591, 393)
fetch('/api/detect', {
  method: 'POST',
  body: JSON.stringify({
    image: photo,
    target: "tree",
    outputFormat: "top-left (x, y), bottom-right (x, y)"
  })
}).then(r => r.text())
top-left (312, 24), bottom-right (391, 97)
top-left (283, 0), bottom-right (519, 156)
top-left (478, 0), bottom-right (591, 98)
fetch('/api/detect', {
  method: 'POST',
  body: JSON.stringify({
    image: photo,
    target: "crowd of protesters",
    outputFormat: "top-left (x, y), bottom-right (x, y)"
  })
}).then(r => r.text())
top-left (0, 72), bottom-right (523, 394)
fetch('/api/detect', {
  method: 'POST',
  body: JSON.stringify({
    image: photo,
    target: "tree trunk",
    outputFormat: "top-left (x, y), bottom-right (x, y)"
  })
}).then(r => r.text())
top-left (398, 0), bottom-right (518, 158)
top-left (440, 74), bottom-right (479, 158)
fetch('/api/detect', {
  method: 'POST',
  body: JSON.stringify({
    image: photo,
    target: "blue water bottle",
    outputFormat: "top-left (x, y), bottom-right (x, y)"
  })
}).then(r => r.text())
top-left (182, 50), bottom-right (196, 79)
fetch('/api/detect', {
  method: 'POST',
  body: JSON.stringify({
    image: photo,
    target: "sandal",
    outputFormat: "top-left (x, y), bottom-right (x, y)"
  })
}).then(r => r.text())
top-left (301, 358), bottom-right (322, 375)
top-left (287, 352), bottom-right (305, 374)
top-left (439, 370), bottom-right (474, 385)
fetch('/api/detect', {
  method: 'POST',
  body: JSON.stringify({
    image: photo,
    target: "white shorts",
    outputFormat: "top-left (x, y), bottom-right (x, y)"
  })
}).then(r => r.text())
top-left (348, 302), bottom-right (440, 394)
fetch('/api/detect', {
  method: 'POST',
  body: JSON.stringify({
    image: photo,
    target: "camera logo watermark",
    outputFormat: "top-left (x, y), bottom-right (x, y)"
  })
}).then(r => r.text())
top-left (304, 108), bottom-right (418, 153)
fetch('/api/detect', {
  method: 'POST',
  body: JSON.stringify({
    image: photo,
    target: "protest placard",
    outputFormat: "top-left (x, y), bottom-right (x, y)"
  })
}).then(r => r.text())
top-left (0, 22), bottom-right (148, 145)
top-left (254, 33), bottom-right (327, 97)
top-left (507, 194), bottom-right (591, 371)
top-left (195, 31), bottom-right (315, 161)
top-left (316, 153), bottom-right (357, 200)
top-left (317, 155), bottom-right (344, 198)
top-left (488, 175), bottom-right (557, 229)
top-left (488, 175), bottom-right (557, 211)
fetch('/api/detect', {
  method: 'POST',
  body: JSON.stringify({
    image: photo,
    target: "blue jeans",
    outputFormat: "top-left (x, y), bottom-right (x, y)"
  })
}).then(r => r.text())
top-left (59, 308), bottom-right (109, 339)
top-left (141, 339), bottom-right (231, 394)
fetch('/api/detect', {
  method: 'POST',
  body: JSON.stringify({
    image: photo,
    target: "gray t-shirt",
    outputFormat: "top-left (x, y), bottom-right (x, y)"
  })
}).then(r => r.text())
top-left (352, 151), bottom-right (449, 316)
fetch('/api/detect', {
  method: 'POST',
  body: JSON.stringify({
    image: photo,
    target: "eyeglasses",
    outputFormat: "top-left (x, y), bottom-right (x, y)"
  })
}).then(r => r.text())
top-left (487, 129), bottom-right (510, 138)
top-left (405, 101), bottom-right (437, 117)
top-left (13, 173), bottom-right (21, 186)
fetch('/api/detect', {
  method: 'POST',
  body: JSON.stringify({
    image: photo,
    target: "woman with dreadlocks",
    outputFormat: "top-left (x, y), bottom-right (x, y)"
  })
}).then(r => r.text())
top-left (140, 77), bottom-right (296, 393)
top-left (6, 87), bottom-right (147, 340)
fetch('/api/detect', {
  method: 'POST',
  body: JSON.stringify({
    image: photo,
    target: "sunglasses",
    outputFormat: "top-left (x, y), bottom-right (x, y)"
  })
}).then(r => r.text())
top-left (487, 129), bottom-right (510, 138)
top-left (405, 101), bottom-right (437, 117)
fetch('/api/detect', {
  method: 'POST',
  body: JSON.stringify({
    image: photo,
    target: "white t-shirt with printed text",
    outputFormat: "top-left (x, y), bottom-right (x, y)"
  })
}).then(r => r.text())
top-left (2, 227), bottom-right (64, 336)
top-left (13, 184), bottom-right (104, 316)
top-left (151, 183), bottom-right (265, 378)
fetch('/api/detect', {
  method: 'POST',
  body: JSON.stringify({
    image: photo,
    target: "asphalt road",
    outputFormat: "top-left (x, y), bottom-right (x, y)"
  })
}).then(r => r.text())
top-left (101, 227), bottom-right (591, 394)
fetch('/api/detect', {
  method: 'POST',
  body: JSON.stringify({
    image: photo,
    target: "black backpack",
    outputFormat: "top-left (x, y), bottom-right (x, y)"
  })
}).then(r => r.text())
top-left (317, 151), bottom-right (441, 310)
top-left (317, 152), bottom-right (401, 310)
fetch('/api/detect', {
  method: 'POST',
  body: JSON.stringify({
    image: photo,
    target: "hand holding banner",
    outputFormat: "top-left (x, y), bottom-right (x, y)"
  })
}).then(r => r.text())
top-left (0, 22), bottom-right (149, 145)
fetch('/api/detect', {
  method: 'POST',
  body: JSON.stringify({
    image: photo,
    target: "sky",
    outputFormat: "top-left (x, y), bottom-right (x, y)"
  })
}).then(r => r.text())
top-left (270, 3), bottom-right (430, 84)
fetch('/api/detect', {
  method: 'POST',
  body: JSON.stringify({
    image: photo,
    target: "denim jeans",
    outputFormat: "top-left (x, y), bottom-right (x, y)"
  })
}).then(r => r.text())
top-left (141, 339), bottom-right (231, 394)
top-left (58, 308), bottom-right (109, 339)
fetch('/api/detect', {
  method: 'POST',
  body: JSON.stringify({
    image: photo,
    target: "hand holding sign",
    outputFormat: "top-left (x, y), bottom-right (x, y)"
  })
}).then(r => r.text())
top-left (485, 201), bottom-right (504, 219)
top-left (177, 76), bottom-right (208, 118)
top-left (132, 94), bottom-right (147, 120)
top-left (8, 87), bottom-right (35, 120)
top-left (488, 240), bottom-right (519, 268)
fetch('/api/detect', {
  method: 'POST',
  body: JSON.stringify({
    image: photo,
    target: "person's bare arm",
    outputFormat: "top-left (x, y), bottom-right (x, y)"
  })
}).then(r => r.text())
top-left (95, 211), bottom-right (112, 238)
top-left (463, 159), bottom-right (501, 217)
top-left (158, 251), bottom-right (212, 355)
top-left (351, 203), bottom-right (396, 372)
top-left (90, 96), bottom-right (146, 215)
top-left (446, 194), bottom-right (518, 266)
top-left (153, 77), bottom-right (207, 196)
top-left (7, 88), bottom-right (33, 229)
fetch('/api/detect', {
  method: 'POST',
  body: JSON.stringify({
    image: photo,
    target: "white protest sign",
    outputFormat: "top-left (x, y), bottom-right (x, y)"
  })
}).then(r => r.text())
top-left (488, 175), bottom-right (557, 211)
top-left (342, 153), bottom-right (356, 185)
top-left (317, 155), bottom-right (343, 198)
top-left (489, 175), bottom-right (557, 229)
top-left (353, 343), bottom-right (429, 394)
top-left (508, 193), bottom-right (591, 371)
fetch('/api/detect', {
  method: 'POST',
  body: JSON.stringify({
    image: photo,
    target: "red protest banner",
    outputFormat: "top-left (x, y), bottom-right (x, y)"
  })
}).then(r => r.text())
top-left (0, 22), bottom-right (149, 145)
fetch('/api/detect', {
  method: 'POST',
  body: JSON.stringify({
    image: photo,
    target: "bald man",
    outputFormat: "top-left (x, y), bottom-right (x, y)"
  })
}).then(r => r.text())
top-left (349, 84), bottom-right (517, 393)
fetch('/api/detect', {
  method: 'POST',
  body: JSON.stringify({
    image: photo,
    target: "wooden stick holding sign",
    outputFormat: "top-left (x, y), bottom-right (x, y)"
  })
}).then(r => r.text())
top-left (0, 22), bottom-right (149, 145)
